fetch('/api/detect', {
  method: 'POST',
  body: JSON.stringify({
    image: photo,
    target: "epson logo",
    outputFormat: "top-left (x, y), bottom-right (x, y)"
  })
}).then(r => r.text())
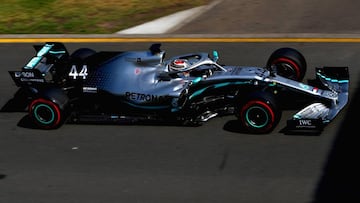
top-left (15, 71), bottom-right (35, 78)
top-left (299, 119), bottom-right (312, 126)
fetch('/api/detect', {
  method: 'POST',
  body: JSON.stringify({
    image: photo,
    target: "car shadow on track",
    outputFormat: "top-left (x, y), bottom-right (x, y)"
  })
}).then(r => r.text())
top-left (223, 119), bottom-right (322, 136)
top-left (0, 174), bottom-right (6, 180)
top-left (0, 88), bottom-right (28, 113)
top-left (16, 115), bottom-right (40, 129)
top-left (311, 80), bottom-right (360, 203)
top-left (223, 120), bottom-right (251, 134)
top-left (1, 88), bottom-right (43, 129)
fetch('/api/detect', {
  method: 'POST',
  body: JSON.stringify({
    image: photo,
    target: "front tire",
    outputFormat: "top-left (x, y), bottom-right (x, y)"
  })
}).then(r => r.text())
top-left (237, 92), bottom-right (281, 134)
top-left (29, 98), bottom-right (64, 129)
top-left (267, 47), bottom-right (307, 81)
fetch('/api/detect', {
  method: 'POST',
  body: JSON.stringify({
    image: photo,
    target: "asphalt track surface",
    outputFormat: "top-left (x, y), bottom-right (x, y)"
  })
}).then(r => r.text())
top-left (172, 0), bottom-right (360, 34)
top-left (1, 0), bottom-right (360, 203)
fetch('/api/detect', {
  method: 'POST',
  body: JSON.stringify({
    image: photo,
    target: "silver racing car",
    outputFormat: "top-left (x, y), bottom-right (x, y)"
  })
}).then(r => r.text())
top-left (8, 43), bottom-right (349, 134)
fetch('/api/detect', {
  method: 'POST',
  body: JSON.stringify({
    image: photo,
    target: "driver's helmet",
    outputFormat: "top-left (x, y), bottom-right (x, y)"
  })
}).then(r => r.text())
top-left (169, 59), bottom-right (190, 71)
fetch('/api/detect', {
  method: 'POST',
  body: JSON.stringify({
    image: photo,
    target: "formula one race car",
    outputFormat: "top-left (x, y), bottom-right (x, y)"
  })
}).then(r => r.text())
top-left (8, 42), bottom-right (349, 134)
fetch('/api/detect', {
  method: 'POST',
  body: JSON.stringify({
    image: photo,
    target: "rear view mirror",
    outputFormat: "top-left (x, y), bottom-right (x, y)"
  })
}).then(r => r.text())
top-left (212, 50), bottom-right (219, 62)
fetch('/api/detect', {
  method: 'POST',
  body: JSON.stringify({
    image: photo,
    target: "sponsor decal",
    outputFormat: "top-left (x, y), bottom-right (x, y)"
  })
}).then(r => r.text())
top-left (20, 78), bottom-right (44, 83)
top-left (125, 92), bottom-right (169, 103)
top-left (14, 71), bottom-right (35, 78)
top-left (295, 119), bottom-right (317, 129)
top-left (298, 119), bottom-right (312, 126)
top-left (83, 87), bottom-right (97, 93)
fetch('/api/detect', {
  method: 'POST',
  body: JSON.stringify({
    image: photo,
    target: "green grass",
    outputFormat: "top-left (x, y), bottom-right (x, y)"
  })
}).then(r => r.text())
top-left (0, 0), bottom-right (210, 34)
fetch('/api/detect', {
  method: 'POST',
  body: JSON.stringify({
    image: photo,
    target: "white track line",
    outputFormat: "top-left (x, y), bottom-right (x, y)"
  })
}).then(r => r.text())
top-left (117, 0), bottom-right (222, 34)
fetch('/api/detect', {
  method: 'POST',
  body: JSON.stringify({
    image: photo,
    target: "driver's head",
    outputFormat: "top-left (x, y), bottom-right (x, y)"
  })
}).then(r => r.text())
top-left (169, 59), bottom-right (189, 71)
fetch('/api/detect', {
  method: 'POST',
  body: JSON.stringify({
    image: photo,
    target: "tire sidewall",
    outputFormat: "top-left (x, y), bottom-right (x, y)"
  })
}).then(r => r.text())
top-left (29, 98), bottom-right (62, 129)
top-left (237, 92), bottom-right (281, 134)
top-left (267, 47), bottom-right (307, 81)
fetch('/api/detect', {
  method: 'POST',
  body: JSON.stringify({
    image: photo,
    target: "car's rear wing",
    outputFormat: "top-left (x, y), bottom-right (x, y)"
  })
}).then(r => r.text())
top-left (9, 42), bottom-right (69, 87)
top-left (286, 66), bottom-right (349, 134)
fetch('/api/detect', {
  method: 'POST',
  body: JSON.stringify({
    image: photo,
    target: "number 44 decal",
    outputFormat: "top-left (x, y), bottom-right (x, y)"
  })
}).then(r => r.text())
top-left (69, 65), bottom-right (88, 79)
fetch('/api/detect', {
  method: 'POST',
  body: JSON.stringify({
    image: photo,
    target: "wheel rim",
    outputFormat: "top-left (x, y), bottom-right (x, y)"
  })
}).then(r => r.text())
top-left (241, 100), bottom-right (275, 132)
top-left (34, 104), bottom-right (55, 125)
top-left (245, 106), bottom-right (269, 128)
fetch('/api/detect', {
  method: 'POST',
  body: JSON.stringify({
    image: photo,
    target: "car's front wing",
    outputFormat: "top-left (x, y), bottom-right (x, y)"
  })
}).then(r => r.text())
top-left (285, 66), bottom-right (349, 134)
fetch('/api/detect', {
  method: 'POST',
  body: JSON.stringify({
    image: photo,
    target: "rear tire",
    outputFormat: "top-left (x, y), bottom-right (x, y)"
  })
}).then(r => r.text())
top-left (29, 98), bottom-right (64, 129)
top-left (267, 47), bottom-right (307, 81)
